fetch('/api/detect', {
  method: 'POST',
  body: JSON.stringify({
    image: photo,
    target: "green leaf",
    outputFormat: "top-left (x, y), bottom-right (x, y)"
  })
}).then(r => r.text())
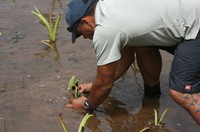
top-left (158, 108), bottom-right (169, 125)
top-left (51, 14), bottom-right (61, 42)
top-left (31, 6), bottom-right (53, 39)
top-left (48, 11), bottom-right (53, 34)
top-left (68, 76), bottom-right (79, 91)
top-left (154, 109), bottom-right (158, 126)
top-left (78, 113), bottom-right (94, 132)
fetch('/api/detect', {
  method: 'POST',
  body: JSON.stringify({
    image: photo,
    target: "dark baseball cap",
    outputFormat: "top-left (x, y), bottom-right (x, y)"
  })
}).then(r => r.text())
top-left (65, 0), bottom-right (95, 43)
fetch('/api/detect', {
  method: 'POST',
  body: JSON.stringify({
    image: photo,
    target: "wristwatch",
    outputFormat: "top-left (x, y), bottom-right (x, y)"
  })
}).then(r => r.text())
top-left (83, 100), bottom-right (91, 110)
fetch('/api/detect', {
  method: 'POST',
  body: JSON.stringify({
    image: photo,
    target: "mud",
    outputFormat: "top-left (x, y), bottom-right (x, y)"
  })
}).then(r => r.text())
top-left (0, 0), bottom-right (199, 132)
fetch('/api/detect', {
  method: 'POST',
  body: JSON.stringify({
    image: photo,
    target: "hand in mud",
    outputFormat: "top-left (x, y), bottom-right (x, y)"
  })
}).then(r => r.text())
top-left (65, 96), bottom-right (87, 110)
top-left (78, 83), bottom-right (92, 95)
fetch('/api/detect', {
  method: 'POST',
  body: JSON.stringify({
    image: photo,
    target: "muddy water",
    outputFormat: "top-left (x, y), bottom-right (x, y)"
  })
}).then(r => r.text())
top-left (0, 0), bottom-right (199, 132)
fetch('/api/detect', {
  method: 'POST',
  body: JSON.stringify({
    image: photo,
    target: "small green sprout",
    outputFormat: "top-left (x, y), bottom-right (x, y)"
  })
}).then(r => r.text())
top-left (31, 6), bottom-right (61, 48)
top-left (154, 108), bottom-right (169, 126)
top-left (78, 113), bottom-right (94, 132)
top-left (59, 114), bottom-right (68, 132)
top-left (0, 117), bottom-right (7, 132)
top-left (68, 76), bottom-right (80, 98)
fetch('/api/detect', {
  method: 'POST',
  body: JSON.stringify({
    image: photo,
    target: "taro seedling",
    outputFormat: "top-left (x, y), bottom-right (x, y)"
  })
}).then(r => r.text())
top-left (78, 113), bottom-right (94, 132)
top-left (130, 53), bottom-right (140, 83)
top-left (59, 114), bottom-right (68, 132)
top-left (0, 117), bottom-right (7, 132)
top-left (59, 113), bottom-right (93, 132)
top-left (154, 108), bottom-right (169, 126)
top-left (31, 6), bottom-right (61, 49)
top-left (139, 108), bottom-right (169, 131)
top-left (68, 76), bottom-right (80, 98)
top-left (130, 53), bottom-right (144, 96)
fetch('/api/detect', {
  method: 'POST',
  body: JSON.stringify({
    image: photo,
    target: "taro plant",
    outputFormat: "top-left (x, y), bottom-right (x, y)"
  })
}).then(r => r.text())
top-left (78, 113), bottom-right (94, 132)
top-left (0, 117), bottom-right (7, 132)
top-left (130, 53), bottom-right (144, 97)
top-left (130, 63), bottom-right (141, 87)
top-left (31, 6), bottom-right (61, 49)
top-left (59, 114), bottom-right (68, 132)
top-left (59, 113), bottom-right (93, 132)
top-left (68, 76), bottom-right (80, 98)
top-left (130, 53), bottom-right (140, 85)
top-left (139, 108), bottom-right (169, 131)
top-left (65, 76), bottom-right (94, 132)
top-left (154, 108), bottom-right (169, 126)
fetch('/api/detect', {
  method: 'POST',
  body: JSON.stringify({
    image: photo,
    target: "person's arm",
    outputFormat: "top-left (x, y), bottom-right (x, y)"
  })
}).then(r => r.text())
top-left (86, 61), bottom-right (118, 109)
top-left (78, 46), bottom-right (136, 94)
top-left (65, 61), bottom-right (118, 110)
top-left (87, 46), bottom-right (136, 109)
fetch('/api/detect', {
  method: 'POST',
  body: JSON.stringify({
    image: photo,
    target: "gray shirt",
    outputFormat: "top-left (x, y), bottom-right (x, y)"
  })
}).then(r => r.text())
top-left (93, 0), bottom-right (200, 65)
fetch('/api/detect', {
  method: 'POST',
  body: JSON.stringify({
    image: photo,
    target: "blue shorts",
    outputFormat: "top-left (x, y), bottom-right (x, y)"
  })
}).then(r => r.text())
top-left (169, 32), bottom-right (200, 94)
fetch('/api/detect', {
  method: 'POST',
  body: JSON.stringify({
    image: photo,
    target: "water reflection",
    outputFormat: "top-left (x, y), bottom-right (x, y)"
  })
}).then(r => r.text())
top-left (34, 42), bottom-right (60, 62)
top-left (51, 0), bottom-right (63, 11)
top-left (89, 96), bottom-right (171, 132)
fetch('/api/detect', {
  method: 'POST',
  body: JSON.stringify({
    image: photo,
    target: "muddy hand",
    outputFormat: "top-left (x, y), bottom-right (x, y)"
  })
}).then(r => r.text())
top-left (65, 96), bottom-right (87, 110)
top-left (78, 83), bottom-right (92, 94)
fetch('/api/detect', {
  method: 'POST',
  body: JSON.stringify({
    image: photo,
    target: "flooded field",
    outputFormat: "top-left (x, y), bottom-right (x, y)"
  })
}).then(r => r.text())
top-left (0, 0), bottom-right (199, 131)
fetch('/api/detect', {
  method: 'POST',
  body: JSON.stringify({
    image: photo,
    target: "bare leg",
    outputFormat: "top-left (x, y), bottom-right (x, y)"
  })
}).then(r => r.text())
top-left (115, 46), bottom-right (162, 97)
top-left (169, 89), bottom-right (200, 125)
top-left (135, 47), bottom-right (161, 86)
top-left (114, 46), bottom-right (135, 81)
top-left (115, 46), bottom-right (162, 86)
top-left (135, 47), bottom-right (162, 97)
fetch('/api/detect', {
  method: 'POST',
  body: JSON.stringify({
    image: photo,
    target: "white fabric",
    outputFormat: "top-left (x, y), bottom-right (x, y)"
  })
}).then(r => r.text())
top-left (93, 0), bottom-right (200, 66)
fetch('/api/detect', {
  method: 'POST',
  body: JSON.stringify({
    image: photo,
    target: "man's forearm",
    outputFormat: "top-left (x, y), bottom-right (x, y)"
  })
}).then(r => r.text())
top-left (86, 81), bottom-right (113, 109)
top-left (86, 61), bottom-right (117, 109)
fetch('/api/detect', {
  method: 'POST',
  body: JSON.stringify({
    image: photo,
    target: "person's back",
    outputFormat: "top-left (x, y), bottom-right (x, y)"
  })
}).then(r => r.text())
top-left (94, 0), bottom-right (200, 46)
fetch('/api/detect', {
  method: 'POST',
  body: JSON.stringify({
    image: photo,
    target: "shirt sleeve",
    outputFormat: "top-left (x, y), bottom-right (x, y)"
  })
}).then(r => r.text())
top-left (93, 26), bottom-right (128, 66)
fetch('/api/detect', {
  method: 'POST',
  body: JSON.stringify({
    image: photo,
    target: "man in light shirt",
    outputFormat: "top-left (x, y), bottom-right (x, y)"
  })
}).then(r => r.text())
top-left (65, 0), bottom-right (200, 125)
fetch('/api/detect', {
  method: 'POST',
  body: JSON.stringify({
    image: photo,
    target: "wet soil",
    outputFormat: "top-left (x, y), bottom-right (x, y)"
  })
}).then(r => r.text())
top-left (0, 0), bottom-right (199, 132)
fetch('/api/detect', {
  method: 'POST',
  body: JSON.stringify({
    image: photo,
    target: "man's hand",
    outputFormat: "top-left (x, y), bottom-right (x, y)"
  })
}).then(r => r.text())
top-left (78, 83), bottom-right (92, 94)
top-left (65, 96), bottom-right (87, 110)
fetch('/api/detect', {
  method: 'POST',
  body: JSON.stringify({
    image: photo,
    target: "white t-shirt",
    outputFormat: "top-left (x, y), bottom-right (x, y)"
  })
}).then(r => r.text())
top-left (93, 0), bottom-right (200, 66)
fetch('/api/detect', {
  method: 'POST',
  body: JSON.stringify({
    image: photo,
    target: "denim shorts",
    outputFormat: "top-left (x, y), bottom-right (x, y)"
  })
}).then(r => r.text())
top-left (168, 32), bottom-right (200, 93)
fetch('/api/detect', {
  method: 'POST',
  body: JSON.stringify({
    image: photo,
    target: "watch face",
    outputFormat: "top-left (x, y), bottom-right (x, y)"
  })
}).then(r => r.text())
top-left (84, 101), bottom-right (90, 109)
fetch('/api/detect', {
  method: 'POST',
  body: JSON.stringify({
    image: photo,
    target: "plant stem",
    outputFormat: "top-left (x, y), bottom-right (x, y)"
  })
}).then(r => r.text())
top-left (154, 109), bottom-right (158, 126)
top-left (78, 113), bottom-right (93, 132)
top-left (51, 14), bottom-right (61, 42)
top-left (59, 114), bottom-right (68, 132)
